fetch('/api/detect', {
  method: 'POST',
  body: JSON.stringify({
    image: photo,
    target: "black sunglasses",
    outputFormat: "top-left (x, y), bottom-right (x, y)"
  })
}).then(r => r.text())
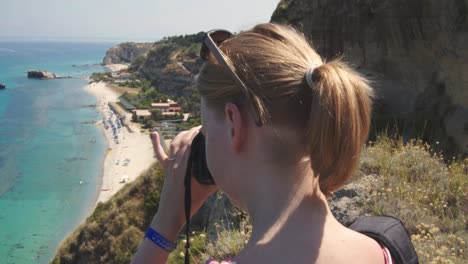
top-left (200, 29), bottom-right (266, 126)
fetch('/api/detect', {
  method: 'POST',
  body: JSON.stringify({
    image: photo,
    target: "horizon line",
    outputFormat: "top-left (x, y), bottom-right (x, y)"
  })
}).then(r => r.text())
top-left (0, 35), bottom-right (163, 43)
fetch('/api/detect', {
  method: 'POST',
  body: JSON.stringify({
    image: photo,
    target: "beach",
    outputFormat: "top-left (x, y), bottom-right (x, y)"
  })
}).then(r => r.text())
top-left (84, 82), bottom-right (155, 204)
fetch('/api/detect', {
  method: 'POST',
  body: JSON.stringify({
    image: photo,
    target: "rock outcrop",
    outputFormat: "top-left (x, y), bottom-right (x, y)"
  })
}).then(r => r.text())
top-left (137, 44), bottom-right (203, 98)
top-left (103, 42), bottom-right (154, 65)
top-left (271, 0), bottom-right (468, 154)
top-left (125, 33), bottom-right (205, 98)
top-left (27, 71), bottom-right (56, 79)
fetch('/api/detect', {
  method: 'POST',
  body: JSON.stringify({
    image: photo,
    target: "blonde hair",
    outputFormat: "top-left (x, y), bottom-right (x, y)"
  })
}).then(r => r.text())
top-left (197, 23), bottom-right (373, 196)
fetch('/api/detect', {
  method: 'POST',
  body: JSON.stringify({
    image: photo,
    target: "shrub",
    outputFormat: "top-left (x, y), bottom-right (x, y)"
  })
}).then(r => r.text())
top-left (52, 163), bottom-right (165, 263)
top-left (360, 135), bottom-right (467, 263)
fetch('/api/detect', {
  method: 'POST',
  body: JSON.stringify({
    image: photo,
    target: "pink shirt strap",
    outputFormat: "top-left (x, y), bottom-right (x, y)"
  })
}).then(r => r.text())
top-left (381, 243), bottom-right (393, 264)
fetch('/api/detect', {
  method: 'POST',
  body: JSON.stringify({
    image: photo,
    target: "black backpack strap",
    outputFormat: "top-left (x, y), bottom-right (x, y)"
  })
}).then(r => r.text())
top-left (184, 151), bottom-right (193, 264)
top-left (348, 216), bottom-right (419, 264)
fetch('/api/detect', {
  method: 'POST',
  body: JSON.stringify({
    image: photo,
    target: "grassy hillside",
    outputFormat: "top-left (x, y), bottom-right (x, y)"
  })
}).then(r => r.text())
top-left (128, 32), bottom-right (204, 100)
top-left (52, 164), bottom-right (165, 264)
top-left (359, 136), bottom-right (467, 264)
top-left (52, 135), bottom-right (467, 264)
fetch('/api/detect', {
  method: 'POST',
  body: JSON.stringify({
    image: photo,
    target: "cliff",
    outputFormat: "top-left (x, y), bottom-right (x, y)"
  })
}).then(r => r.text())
top-left (271, 0), bottom-right (468, 154)
top-left (103, 42), bottom-right (154, 65)
top-left (134, 33), bottom-right (205, 98)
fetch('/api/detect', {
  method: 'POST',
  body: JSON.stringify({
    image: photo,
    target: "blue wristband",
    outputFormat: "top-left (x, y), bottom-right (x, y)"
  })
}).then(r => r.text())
top-left (144, 227), bottom-right (176, 252)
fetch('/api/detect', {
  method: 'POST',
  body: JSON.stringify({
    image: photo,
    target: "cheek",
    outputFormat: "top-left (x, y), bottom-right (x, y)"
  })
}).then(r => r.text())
top-left (206, 128), bottom-right (222, 178)
top-left (205, 127), bottom-right (228, 184)
top-left (207, 139), bottom-right (243, 208)
top-left (205, 127), bottom-right (244, 208)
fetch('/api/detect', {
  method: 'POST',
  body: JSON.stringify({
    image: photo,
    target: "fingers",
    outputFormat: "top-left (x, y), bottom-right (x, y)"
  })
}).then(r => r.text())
top-left (169, 127), bottom-right (201, 169)
top-left (170, 127), bottom-right (201, 156)
top-left (151, 132), bottom-right (170, 169)
top-left (154, 127), bottom-right (202, 171)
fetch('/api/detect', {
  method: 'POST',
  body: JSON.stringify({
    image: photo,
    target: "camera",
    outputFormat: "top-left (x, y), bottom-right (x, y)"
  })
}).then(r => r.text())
top-left (189, 132), bottom-right (215, 185)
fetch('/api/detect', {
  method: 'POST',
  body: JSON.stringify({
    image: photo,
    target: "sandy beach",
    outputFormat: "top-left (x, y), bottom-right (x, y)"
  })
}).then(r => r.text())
top-left (84, 82), bottom-right (155, 204)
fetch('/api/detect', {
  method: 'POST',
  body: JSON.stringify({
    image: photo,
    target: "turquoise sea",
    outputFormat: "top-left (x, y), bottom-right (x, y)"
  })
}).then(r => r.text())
top-left (0, 42), bottom-right (115, 263)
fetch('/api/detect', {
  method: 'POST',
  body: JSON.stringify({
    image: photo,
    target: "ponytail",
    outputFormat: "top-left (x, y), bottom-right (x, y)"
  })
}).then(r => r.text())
top-left (305, 59), bottom-right (373, 196)
top-left (197, 23), bottom-right (373, 196)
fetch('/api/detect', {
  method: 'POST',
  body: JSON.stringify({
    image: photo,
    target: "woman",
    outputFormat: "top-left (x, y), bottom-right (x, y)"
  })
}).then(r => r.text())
top-left (131, 23), bottom-right (391, 263)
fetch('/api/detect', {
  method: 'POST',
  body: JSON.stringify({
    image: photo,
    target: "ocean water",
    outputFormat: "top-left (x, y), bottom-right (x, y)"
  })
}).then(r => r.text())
top-left (0, 42), bottom-right (115, 263)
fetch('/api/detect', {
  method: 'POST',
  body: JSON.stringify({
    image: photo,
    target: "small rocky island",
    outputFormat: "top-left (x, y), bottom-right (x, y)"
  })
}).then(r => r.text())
top-left (0, 83), bottom-right (5, 89)
top-left (27, 71), bottom-right (56, 79)
top-left (27, 71), bottom-right (73, 80)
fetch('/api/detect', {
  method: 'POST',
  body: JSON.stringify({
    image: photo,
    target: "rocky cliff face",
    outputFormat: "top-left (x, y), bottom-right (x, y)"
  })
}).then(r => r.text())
top-left (101, 34), bottom-right (204, 108)
top-left (103, 42), bottom-right (154, 65)
top-left (137, 45), bottom-right (203, 98)
top-left (134, 33), bottom-right (204, 98)
top-left (272, 0), bottom-right (468, 154)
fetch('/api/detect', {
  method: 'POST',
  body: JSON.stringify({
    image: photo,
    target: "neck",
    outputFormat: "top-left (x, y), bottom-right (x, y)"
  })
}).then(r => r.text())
top-left (243, 157), bottom-right (333, 241)
top-left (231, 156), bottom-right (340, 262)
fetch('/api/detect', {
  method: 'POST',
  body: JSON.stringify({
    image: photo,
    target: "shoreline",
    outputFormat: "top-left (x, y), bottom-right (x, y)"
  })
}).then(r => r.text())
top-left (52, 81), bottom-right (155, 261)
top-left (84, 81), bottom-right (155, 207)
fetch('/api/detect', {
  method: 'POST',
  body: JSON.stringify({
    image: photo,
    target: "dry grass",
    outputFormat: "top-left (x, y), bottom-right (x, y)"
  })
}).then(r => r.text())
top-left (51, 163), bottom-right (165, 264)
top-left (360, 135), bottom-right (467, 264)
top-left (107, 83), bottom-right (140, 95)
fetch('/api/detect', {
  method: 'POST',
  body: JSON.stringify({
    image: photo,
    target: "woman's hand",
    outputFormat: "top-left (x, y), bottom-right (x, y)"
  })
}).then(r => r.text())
top-left (150, 126), bottom-right (218, 241)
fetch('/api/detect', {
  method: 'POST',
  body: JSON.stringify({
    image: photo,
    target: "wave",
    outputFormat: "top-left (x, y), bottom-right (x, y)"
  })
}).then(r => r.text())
top-left (0, 48), bottom-right (16, 53)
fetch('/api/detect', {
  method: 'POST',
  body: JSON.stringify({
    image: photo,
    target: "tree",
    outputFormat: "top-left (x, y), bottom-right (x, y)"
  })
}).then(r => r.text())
top-left (151, 110), bottom-right (163, 121)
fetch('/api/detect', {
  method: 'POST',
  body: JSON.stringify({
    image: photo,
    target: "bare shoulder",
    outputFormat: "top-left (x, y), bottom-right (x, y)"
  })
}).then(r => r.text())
top-left (317, 225), bottom-right (385, 264)
top-left (346, 228), bottom-right (386, 263)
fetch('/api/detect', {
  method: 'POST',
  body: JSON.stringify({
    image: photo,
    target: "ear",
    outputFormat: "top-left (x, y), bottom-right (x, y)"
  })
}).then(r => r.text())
top-left (224, 102), bottom-right (245, 153)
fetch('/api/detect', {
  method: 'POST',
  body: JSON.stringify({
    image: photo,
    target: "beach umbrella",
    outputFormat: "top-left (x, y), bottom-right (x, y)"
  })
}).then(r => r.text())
top-left (122, 175), bottom-right (129, 183)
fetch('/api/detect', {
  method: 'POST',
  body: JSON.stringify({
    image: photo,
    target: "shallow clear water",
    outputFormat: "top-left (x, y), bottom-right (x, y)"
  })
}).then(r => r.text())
top-left (0, 42), bottom-right (114, 263)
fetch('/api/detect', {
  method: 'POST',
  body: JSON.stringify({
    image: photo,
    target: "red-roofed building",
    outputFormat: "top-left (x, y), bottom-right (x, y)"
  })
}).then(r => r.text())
top-left (151, 99), bottom-right (182, 115)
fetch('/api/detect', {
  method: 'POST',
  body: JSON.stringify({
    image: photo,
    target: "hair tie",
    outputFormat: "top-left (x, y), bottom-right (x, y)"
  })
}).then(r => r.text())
top-left (305, 64), bottom-right (320, 88)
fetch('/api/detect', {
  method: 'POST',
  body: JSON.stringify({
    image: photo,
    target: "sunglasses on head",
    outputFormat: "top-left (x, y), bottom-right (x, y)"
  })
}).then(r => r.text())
top-left (200, 29), bottom-right (266, 126)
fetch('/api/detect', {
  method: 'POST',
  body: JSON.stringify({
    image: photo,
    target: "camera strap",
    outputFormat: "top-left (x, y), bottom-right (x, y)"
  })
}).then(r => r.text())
top-left (183, 132), bottom-right (214, 264)
top-left (184, 150), bottom-right (193, 264)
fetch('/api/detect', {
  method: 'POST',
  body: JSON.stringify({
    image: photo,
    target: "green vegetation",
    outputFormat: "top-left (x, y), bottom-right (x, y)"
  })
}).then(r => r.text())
top-left (52, 163), bottom-right (165, 264)
top-left (177, 116), bottom-right (202, 131)
top-left (120, 88), bottom-right (171, 110)
top-left (270, 0), bottom-right (292, 23)
top-left (168, 232), bottom-right (207, 264)
top-left (359, 135), bottom-right (467, 264)
top-left (167, 222), bottom-right (251, 264)
top-left (128, 33), bottom-right (203, 75)
top-left (180, 89), bottom-right (201, 116)
top-left (160, 33), bottom-right (205, 48)
top-left (128, 54), bottom-right (147, 72)
top-left (53, 135), bottom-right (467, 263)
top-left (90, 72), bottom-right (112, 82)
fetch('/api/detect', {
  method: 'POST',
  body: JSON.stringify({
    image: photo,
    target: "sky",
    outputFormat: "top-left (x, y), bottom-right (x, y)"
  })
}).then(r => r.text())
top-left (0, 0), bottom-right (281, 42)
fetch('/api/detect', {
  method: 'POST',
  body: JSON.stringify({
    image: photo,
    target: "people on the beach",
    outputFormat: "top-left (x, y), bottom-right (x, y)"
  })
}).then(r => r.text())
top-left (131, 23), bottom-right (388, 263)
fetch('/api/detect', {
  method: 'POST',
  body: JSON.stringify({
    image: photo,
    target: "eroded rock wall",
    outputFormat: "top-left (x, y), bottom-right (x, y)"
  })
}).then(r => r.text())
top-left (103, 42), bottom-right (154, 65)
top-left (272, 0), bottom-right (468, 154)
